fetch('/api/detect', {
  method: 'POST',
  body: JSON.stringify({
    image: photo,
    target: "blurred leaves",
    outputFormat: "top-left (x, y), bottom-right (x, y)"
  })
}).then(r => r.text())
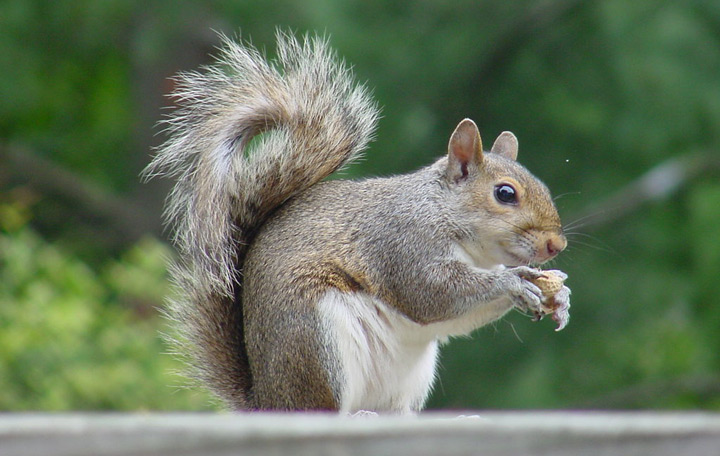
top-left (0, 223), bottom-right (214, 410)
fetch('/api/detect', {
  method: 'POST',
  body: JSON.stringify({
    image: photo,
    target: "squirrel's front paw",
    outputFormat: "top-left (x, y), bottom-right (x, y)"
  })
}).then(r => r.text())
top-left (506, 266), bottom-right (544, 315)
top-left (549, 285), bottom-right (571, 331)
top-left (527, 269), bottom-right (571, 331)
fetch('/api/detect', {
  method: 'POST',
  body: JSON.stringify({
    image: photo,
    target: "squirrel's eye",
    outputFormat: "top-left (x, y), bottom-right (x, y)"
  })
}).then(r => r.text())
top-left (494, 184), bottom-right (518, 205)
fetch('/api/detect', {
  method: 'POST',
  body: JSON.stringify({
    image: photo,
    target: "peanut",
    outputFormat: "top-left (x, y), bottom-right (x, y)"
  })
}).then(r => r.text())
top-left (530, 271), bottom-right (565, 312)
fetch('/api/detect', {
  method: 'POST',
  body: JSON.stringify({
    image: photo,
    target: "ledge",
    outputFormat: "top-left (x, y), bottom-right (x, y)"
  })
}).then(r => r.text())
top-left (2, 411), bottom-right (720, 456)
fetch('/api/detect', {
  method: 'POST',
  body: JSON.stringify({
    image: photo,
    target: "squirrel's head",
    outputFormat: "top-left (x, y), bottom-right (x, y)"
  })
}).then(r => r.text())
top-left (445, 118), bottom-right (566, 268)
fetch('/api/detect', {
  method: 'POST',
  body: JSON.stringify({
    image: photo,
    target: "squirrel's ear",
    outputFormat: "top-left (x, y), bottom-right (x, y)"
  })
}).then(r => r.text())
top-left (447, 118), bottom-right (483, 182)
top-left (490, 131), bottom-right (518, 161)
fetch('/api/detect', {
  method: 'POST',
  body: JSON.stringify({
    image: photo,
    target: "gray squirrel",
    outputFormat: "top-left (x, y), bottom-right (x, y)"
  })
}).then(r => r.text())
top-left (145, 32), bottom-right (571, 414)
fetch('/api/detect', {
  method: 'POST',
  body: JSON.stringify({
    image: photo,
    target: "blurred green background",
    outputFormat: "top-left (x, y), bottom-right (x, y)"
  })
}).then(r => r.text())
top-left (2, 0), bottom-right (720, 411)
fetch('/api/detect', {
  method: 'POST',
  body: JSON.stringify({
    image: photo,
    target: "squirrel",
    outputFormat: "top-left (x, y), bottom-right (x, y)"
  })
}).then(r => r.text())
top-left (144, 31), bottom-right (570, 414)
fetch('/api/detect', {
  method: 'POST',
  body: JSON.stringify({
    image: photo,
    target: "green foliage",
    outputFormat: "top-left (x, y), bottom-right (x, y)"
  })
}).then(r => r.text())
top-left (0, 224), bottom-right (214, 410)
top-left (0, 0), bottom-right (138, 190)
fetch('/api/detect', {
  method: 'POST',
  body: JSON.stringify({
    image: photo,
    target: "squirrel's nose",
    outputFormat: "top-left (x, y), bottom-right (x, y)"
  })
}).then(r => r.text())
top-left (547, 237), bottom-right (566, 257)
top-left (537, 235), bottom-right (567, 263)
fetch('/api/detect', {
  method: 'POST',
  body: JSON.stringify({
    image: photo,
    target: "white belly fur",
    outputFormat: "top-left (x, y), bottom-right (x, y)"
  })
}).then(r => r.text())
top-left (316, 289), bottom-right (514, 414)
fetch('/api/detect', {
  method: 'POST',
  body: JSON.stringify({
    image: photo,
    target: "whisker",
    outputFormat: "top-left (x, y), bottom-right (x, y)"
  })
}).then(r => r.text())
top-left (495, 217), bottom-right (533, 237)
top-left (564, 231), bottom-right (602, 240)
top-left (507, 320), bottom-right (524, 343)
top-left (563, 210), bottom-right (611, 231)
top-left (566, 239), bottom-right (611, 252)
top-left (553, 191), bottom-right (582, 202)
top-left (565, 213), bottom-right (597, 230)
top-left (564, 233), bottom-right (619, 256)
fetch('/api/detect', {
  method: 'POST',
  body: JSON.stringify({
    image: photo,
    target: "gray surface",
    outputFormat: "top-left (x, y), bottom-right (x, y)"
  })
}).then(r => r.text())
top-left (2, 411), bottom-right (720, 456)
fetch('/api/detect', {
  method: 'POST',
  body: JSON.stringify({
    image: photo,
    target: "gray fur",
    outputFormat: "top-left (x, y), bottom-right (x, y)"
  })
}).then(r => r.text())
top-left (145, 31), bottom-right (378, 409)
top-left (146, 32), bottom-right (567, 412)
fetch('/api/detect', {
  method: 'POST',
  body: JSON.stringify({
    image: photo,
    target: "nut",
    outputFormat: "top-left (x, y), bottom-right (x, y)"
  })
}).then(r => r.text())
top-left (530, 271), bottom-right (565, 312)
top-left (532, 272), bottom-right (564, 296)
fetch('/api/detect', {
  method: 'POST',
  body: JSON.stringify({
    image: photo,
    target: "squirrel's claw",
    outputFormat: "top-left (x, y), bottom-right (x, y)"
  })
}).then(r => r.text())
top-left (551, 285), bottom-right (571, 331)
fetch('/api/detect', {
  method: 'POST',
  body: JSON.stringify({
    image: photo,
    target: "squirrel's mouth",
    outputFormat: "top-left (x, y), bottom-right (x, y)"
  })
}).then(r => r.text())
top-left (503, 251), bottom-right (532, 268)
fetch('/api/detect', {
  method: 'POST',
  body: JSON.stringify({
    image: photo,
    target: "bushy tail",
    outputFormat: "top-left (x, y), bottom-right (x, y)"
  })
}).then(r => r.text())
top-left (144, 31), bottom-right (379, 409)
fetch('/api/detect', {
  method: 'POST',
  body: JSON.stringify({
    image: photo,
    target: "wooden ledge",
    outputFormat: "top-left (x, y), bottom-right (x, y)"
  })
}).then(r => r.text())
top-left (2, 411), bottom-right (720, 456)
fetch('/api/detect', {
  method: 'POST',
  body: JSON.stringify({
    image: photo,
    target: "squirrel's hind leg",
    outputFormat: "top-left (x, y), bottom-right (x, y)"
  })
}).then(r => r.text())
top-left (244, 295), bottom-right (344, 411)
